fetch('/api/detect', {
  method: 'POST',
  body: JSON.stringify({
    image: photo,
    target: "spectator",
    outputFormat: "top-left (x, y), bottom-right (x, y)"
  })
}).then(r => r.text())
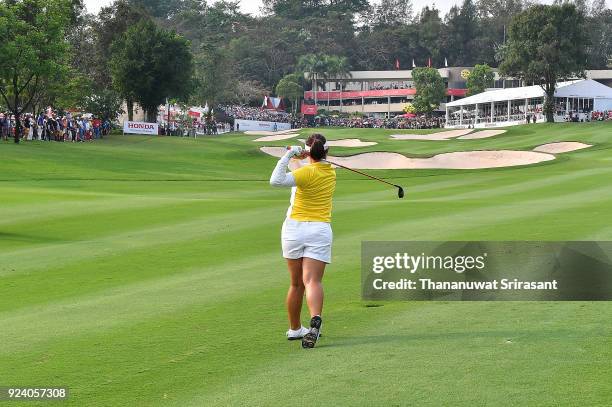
top-left (93, 116), bottom-right (102, 139)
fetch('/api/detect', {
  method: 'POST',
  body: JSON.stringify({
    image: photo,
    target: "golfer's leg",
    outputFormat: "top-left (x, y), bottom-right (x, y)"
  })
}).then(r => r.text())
top-left (286, 258), bottom-right (305, 330)
top-left (302, 257), bottom-right (326, 317)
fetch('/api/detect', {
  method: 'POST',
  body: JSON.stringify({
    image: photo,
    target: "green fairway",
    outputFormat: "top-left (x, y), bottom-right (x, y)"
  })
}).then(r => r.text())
top-left (1, 122), bottom-right (611, 406)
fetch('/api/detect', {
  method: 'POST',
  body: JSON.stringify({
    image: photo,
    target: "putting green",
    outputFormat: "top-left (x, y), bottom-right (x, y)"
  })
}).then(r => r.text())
top-left (1, 122), bottom-right (611, 406)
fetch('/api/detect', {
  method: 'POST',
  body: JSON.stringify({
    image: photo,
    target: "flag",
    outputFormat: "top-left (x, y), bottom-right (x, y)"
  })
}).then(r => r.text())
top-left (412, 59), bottom-right (416, 68)
top-left (444, 57), bottom-right (448, 67)
top-left (395, 58), bottom-right (400, 70)
top-left (428, 58), bottom-right (432, 68)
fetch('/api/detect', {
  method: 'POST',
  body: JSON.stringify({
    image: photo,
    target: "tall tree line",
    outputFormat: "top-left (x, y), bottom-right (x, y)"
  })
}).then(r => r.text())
top-left (149, 0), bottom-right (609, 104)
top-left (6, 0), bottom-right (611, 118)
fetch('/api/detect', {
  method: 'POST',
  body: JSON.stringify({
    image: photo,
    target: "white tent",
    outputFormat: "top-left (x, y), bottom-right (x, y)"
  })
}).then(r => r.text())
top-left (446, 79), bottom-right (612, 128)
top-left (554, 79), bottom-right (612, 110)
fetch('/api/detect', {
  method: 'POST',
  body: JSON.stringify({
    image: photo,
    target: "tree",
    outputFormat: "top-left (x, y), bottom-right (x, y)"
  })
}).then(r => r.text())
top-left (369, 0), bottom-right (414, 27)
top-left (475, 0), bottom-right (527, 65)
top-left (66, 11), bottom-right (98, 82)
top-left (110, 20), bottom-right (194, 122)
top-left (129, 0), bottom-right (188, 18)
top-left (193, 42), bottom-right (231, 106)
top-left (466, 64), bottom-right (495, 95)
top-left (295, 54), bottom-right (351, 111)
top-left (324, 55), bottom-right (352, 111)
top-left (228, 22), bottom-right (296, 90)
top-left (276, 74), bottom-right (303, 114)
top-left (93, 0), bottom-right (149, 84)
top-left (83, 89), bottom-right (124, 121)
top-left (443, 0), bottom-right (479, 66)
top-left (411, 67), bottom-right (446, 116)
top-left (403, 103), bottom-right (416, 113)
top-left (297, 54), bottom-right (328, 107)
top-left (0, 0), bottom-right (71, 143)
top-left (263, 0), bottom-right (368, 19)
top-left (42, 71), bottom-right (92, 112)
top-left (499, 4), bottom-right (588, 122)
top-left (229, 80), bottom-right (269, 105)
top-left (415, 6), bottom-right (444, 65)
top-left (93, 0), bottom-right (149, 119)
top-left (584, 2), bottom-right (612, 69)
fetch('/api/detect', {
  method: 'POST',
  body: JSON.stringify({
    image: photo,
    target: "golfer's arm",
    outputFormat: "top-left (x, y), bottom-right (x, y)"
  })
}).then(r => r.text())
top-left (270, 153), bottom-right (297, 187)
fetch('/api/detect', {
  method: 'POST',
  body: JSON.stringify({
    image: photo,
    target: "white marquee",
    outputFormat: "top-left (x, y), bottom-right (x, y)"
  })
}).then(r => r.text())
top-left (446, 79), bottom-right (612, 128)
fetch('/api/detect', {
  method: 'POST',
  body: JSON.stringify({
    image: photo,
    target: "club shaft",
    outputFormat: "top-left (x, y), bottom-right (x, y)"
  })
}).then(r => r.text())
top-left (324, 159), bottom-right (398, 188)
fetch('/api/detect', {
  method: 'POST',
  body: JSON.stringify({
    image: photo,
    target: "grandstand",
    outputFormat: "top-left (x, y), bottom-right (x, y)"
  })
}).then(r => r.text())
top-left (305, 68), bottom-right (612, 118)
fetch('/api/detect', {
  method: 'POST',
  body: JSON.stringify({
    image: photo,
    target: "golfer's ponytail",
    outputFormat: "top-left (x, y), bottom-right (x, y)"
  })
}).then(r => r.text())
top-left (307, 134), bottom-right (327, 161)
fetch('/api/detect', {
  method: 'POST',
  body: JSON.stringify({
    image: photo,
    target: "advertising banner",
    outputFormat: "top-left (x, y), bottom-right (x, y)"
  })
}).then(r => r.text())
top-left (301, 104), bottom-right (318, 115)
top-left (123, 121), bottom-right (159, 135)
top-left (235, 119), bottom-right (291, 132)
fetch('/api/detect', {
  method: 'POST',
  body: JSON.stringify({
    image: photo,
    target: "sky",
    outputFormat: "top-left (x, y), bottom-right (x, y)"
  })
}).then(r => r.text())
top-left (84, 0), bottom-right (610, 16)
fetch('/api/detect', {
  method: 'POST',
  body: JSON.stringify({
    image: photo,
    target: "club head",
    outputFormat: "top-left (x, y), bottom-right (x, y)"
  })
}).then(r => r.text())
top-left (397, 186), bottom-right (405, 199)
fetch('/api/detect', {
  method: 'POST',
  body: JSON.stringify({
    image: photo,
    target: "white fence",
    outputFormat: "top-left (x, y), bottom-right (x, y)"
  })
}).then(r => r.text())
top-left (235, 119), bottom-right (291, 132)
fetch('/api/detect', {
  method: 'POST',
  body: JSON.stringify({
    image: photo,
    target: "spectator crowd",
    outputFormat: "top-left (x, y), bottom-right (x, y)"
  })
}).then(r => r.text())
top-left (218, 104), bottom-right (444, 130)
top-left (304, 116), bottom-right (444, 129)
top-left (7, 105), bottom-right (605, 142)
top-left (590, 111), bottom-right (612, 121)
top-left (1, 112), bottom-right (112, 142)
top-left (160, 120), bottom-right (230, 137)
top-left (369, 81), bottom-right (413, 90)
top-left (218, 104), bottom-right (292, 123)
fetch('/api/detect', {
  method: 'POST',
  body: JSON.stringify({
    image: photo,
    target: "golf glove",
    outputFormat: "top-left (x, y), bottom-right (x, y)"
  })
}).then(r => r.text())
top-left (287, 146), bottom-right (303, 157)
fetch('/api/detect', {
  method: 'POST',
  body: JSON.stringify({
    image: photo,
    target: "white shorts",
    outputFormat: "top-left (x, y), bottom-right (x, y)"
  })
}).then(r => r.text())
top-left (281, 218), bottom-right (333, 264)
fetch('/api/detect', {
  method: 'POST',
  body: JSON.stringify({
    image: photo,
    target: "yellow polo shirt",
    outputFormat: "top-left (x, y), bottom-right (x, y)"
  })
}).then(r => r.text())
top-left (290, 162), bottom-right (336, 223)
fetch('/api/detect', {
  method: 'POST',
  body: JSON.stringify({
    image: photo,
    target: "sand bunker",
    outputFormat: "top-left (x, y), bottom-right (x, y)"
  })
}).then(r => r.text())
top-left (390, 129), bottom-right (474, 141)
top-left (261, 147), bottom-right (300, 158)
top-left (250, 129), bottom-right (301, 141)
top-left (260, 147), bottom-right (555, 170)
top-left (459, 130), bottom-right (507, 140)
top-left (253, 133), bottom-right (299, 142)
top-left (296, 138), bottom-right (378, 148)
top-left (247, 128), bottom-right (300, 136)
top-left (533, 142), bottom-right (592, 154)
top-left (329, 151), bottom-right (555, 170)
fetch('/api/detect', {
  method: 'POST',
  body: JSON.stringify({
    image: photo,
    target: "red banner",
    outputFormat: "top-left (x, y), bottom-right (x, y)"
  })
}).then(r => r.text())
top-left (447, 88), bottom-right (468, 96)
top-left (301, 103), bottom-right (318, 115)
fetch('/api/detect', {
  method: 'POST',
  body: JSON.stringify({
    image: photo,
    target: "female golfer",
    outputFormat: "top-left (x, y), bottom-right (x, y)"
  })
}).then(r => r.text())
top-left (269, 134), bottom-right (336, 349)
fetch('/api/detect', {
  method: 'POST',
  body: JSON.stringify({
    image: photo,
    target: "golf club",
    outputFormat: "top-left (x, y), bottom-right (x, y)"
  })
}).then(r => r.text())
top-left (324, 159), bottom-right (405, 199)
top-left (286, 146), bottom-right (404, 198)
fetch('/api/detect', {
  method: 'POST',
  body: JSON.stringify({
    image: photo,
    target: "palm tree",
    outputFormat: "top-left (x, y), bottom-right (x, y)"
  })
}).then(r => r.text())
top-left (275, 74), bottom-right (303, 115)
top-left (298, 54), bottom-right (327, 110)
top-left (324, 56), bottom-right (352, 113)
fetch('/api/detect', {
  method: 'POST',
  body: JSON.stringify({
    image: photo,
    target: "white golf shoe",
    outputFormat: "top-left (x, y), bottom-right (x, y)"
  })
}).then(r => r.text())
top-left (286, 326), bottom-right (309, 341)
